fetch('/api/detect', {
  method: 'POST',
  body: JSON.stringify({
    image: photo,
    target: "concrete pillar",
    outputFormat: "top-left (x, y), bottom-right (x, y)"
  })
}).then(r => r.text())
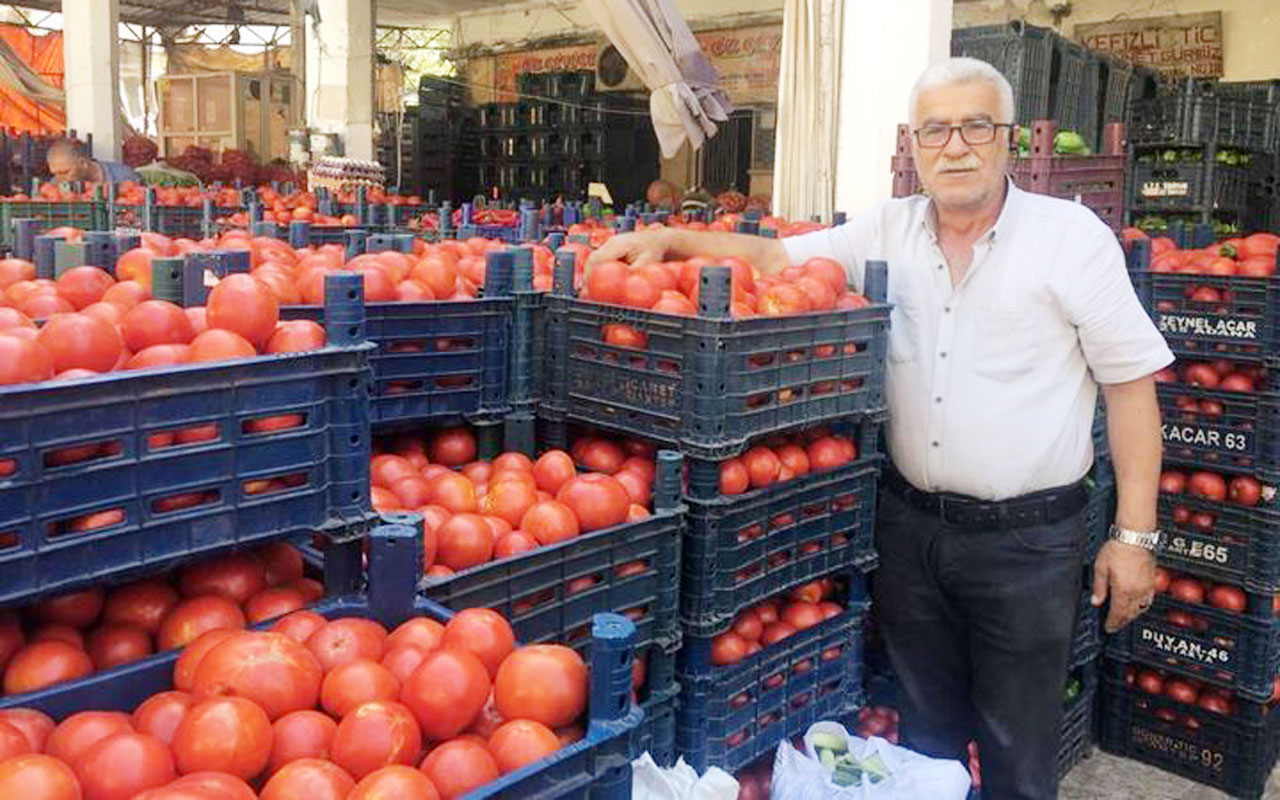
top-left (306, 0), bottom-right (375, 160)
top-left (833, 0), bottom-right (951, 216)
top-left (62, 0), bottom-right (121, 158)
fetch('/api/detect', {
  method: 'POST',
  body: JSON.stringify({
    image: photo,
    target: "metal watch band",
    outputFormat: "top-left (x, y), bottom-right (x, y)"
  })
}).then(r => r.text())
top-left (1108, 524), bottom-right (1165, 553)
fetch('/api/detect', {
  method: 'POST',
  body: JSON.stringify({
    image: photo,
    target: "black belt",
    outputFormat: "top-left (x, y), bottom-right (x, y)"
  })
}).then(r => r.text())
top-left (883, 467), bottom-right (1088, 531)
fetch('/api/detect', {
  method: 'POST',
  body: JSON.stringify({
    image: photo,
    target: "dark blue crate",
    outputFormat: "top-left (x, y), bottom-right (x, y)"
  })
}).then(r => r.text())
top-left (676, 594), bottom-right (868, 773)
top-left (283, 298), bottom-right (513, 426)
top-left (0, 325), bottom-right (374, 606)
top-left (543, 266), bottom-right (889, 460)
top-left (1131, 269), bottom-right (1280, 363)
top-left (1155, 490), bottom-right (1280, 592)
top-left (1105, 578), bottom-right (1280, 702)
top-left (1051, 38), bottom-right (1100, 153)
top-left (1070, 588), bottom-right (1102, 669)
top-left (1131, 158), bottom-right (1252, 213)
top-left (1157, 381), bottom-right (1280, 479)
top-left (1057, 661), bottom-right (1098, 780)
top-left (1130, 89), bottom-right (1278, 151)
top-left (681, 449), bottom-right (880, 637)
top-left (633, 642), bottom-right (679, 766)
top-left (1100, 659), bottom-right (1280, 800)
top-left (421, 500), bottom-right (683, 655)
top-left (0, 526), bottom-right (643, 800)
top-left (476, 224), bottom-right (522, 243)
top-left (952, 22), bottom-right (1054, 123)
top-left (1084, 460), bottom-right (1114, 565)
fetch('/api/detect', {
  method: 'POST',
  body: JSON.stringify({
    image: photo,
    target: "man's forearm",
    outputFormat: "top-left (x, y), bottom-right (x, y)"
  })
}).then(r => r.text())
top-left (661, 229), bottom-right (791, 275)
top-left (1101, 376), bottom-right (1162, 532)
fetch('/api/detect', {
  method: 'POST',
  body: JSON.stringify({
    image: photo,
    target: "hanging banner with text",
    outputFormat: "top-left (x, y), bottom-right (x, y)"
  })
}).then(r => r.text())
top-left (467, 23), bottom-right (783, 106)
top-left (1076, 12), bottom-right (1223, 78)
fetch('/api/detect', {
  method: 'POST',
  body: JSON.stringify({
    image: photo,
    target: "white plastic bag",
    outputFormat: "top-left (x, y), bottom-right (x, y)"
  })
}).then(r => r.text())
top-left (632, 753), bottom-right (740, 800)
top-left (771, 721), bottom-right (971, 800)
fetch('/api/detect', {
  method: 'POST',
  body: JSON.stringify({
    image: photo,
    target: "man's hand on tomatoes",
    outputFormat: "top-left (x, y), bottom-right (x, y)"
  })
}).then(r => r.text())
top-left (1091, 539), bottom-right (1157, 633)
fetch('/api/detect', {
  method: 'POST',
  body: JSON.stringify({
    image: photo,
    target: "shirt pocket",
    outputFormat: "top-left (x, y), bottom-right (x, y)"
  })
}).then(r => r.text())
top-left (973, 307), bottom-right (1040, 380)
top-left (888, 301), bottom-right (919, 363)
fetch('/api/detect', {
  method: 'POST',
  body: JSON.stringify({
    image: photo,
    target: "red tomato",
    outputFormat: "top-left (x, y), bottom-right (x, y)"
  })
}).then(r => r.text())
top-left (36, 313), bottom-right (124, 373)
top-left (371, 454), bottom-right (417, 488)
top-left (269, 710), bottom-right (337, 774)
top-left (762, 621), bottom-right (797, 645)
top-left (431, 474), bottom-right (479, 514)
top-left (1169, 578), bottom-right (1206, 605)
top-left (173, 630), bottom-right (238, 692)
top-left (331, 700), bottom-right (423, 779)
top-left (0, 720), bottom-right (30, 761)
top-left (321, 659), bottom-right (401, 718)
top-left (419, 739), bottom-right (500, 800)
top-left (0, 709), bottom-right (54, 753)
top-left (271, 611), bottom-right (328, 644)
top-left (494, 644), bottom-right (587, 728)
top-left (37, 588), bottom-right (104, 629)
top-left (742, 447), bottom-right (781, 488)
top-left (103, 579), bottom-right (179, 635)
top-left (121, 300), bottom-right (196, 352)
top-left (257, 542), bottom-right (305, 586)
top-left (711, 633), bottom-right (748, 665)
top-left (56, 266), bottom-right (115, 310)
top-left (86, 624), bottom-right (153, 669)
top-left (481, 480), bottom-right (539, 528)
top-left (77, 731), bottom-right (176, 799)
top-left (718, 459), bottom-right (750, 495)
top-left (207, 274), bottom-right (279, 349)
top-left (556, 474), bottom-right (631, 532)
top-left (348, 765), bottom-right (441, 800)
top-left (259, 758), bottom-right (355, 800)
top-left (783, 602), bottom-right (826, 630)
top-left (192, 631), bottom-right (323, 721)
top-left (381, 645), bottom-right (430, 683)
top-left (133, 691), bottom-right (195, 745)
top-left (436, 513), bottom-right (496, 570)
top-left (386, 617), bottom-right (445, 653)
top-left (0, 754), bottom-right (81, 799)
top-left (585, 260), bottom-right (628, 304)
top-left (441, 609), bottom-right (516, 679)
top-left (1208, 585), bottom-right (1247, 613)
top-left (171, 697), bottom-right (272, 781)
top-left (245, 586), bottom-right (310, 624)
top-left (613, 469), bottom-right (652, 506)
top-left (157, 595), bottom-right (246, 651)
top-left (46, 710), bottom-right (134, 767)
top-left (575, 438), bottom-right (625, 474)
top-left (306, 618), bottom-right (388, 672)
top-left (181, 554), bottom-right (268, 604)
top-left (0, 258), bottom-right (35, 290)
top-left (399, 648), bottom-right (492, 739)
top-left (187, 329), bottom-right (256, 362)
top-left (3, 640), bottom-right (93, 693)
top-left (487, 719), bottom-right (560, 774)
top-left (807, 437), bottom-right (849, 470)
top-left (429, 427), bottom-right (477, 466)
top-left (521, 500), bottom-right (581, 546)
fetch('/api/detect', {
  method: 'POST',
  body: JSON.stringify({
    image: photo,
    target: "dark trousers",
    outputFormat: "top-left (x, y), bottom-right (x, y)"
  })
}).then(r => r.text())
top-left (872, 488), bottom-right (1086, 800)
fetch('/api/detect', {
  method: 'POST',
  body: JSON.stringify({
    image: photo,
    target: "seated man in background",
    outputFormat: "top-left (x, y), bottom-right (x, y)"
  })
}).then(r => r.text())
top-left (645, 179), bottom-right (683, 211)
top-left (47, 138), bottom-right (140, 185)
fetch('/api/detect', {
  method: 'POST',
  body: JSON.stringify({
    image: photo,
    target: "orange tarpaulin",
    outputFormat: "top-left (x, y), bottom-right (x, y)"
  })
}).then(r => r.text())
top-left (0, 24), bottom-right (65, 135)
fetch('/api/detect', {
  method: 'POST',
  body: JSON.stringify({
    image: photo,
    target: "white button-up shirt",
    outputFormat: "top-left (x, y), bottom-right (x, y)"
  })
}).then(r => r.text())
top-left (782, 181), bottom-right (1173, 500)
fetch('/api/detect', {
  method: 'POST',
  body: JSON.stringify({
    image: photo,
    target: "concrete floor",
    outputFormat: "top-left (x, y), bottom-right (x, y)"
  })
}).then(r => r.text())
top-left (1060, 748), bottom-right (1280, 799)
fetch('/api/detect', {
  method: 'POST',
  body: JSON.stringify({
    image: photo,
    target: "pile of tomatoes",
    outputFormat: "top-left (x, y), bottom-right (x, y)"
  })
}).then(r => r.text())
top-left (718, 431), bottom-right (860, 495)
top-left (1156, 359), bottom-right (1265, 395)
top-left (584, 254), bottom-right (865, 318)
top-left (369, 428), bottom-right (655, 577)
top-left (853, 705), bottom-right (900, 744)
top-left (1130, 229), bottom-right (1279, 278)
top-left (709, 578), bottom-right (846, 667)
top-left (1124, 664), bottom-right (1242, 719)
top-left (0, 543), bottom-right (317, 697)
top-left (1159, 469), bottom-right (1264, 509)
top-left (1151, 567), bottom-right (1268, 619)
top-left (0, 248), bottom-right (329, 389)
top-left (0, 605), bottom-right (591, 799)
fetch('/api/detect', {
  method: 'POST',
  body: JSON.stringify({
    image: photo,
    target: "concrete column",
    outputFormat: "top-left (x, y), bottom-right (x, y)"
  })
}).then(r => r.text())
top-left (833, 0), bottom-right (951, 216)
top-left (62, 0), bottom-right (121, 158)
top-left (306, 0), bottom-right (375, 160)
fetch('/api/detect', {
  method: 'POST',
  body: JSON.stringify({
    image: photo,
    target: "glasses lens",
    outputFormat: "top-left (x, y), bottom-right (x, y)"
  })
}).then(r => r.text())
top-left (919, 125), bottom-right (950, 147)
top-left (961, 122), bottom-right (996, 145)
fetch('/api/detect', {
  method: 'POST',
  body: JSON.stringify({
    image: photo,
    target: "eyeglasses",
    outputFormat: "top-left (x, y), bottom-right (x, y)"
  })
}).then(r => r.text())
top-left (913, 121), bottom-right (1012, 148)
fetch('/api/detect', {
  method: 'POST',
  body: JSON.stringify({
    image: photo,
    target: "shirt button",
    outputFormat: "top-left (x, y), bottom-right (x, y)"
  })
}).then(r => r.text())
top-left (935, 397), bottom-right (942, 403)
top-left (931, 441), bottom-right (940, 448)
top-left (944, 306), bottom-right (952, 313)
top-left (939, 352), bottom-right (947, 358)
top-left (937, 264), bottom-right (944, 271)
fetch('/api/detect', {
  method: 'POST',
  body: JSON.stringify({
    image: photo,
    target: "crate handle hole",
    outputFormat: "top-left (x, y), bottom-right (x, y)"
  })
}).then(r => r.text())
top-left (42, 437), bottom-right (124, 469)
top-left (242, 412), bottom-right (307, 436)
top-left (48, 507), bottom-right (126, 539)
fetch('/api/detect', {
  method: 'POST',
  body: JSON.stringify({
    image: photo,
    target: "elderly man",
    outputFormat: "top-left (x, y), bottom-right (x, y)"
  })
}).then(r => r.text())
top-left (587, 57), bottom-right (1172, 799)
top-left (46, 139), bottom-right (140, 185)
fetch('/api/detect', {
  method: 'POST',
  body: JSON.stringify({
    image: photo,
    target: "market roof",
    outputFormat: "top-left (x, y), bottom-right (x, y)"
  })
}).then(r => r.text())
top-left (8, 0), bottom-right (524, 27)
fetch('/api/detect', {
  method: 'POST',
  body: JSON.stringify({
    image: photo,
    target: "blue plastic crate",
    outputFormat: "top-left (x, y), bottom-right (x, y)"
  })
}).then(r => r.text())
top-left (681, 441), bottom-right (881, 637)
top-left (0, 275), bottom-right (375, 606)
top-left (1050, 38), bottom-right (1100, 153)
top-left (1131, 268), bottom-right (1280, 363)
top-left (0, 526), bottom-right (643, 800)
top-left (633, 642), bottom-right (679, 766)
top-left (1057, 660), bottom-right (1098, 780)
top-left (0, 200), bottom-right (108, 249)
top-left (1130, 157), bottom-right (1253, 214)
top-left (543, 263), bottom-right (890, 460)
top-left (1157, 381), bottom-right (1280, 480)
top-left (1155, 488), bottom-right (1280, 592)
top-left (1100, 659), bottom-right (1280, 800)
top-left (675, 572), bottom-right (870, 773)
top-left (1069, 588), bottom-right (1102, 669)
top-left (108, 204), bottom-right (220, 240)
top-left (1130, 88), bottom-right (1277, 151)
top-left (1106, 577), bottom-right (1280, 703)
top-left (951, 22), bottom-right (1054, 124)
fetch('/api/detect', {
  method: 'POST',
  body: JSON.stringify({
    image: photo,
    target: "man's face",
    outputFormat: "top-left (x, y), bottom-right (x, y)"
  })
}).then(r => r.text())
top-left (911, 80), bottom-right (1011, 212)
top-left (47, 149), bottom-right (88, 182)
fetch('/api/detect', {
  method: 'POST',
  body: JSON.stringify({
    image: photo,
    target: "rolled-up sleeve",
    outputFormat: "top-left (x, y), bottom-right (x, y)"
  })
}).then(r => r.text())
top-left (1057, 232), bottom-right (1173, 384)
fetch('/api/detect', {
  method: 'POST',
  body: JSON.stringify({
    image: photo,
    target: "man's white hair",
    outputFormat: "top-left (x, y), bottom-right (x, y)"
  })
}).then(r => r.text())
top-left (908, 57), bottom-right (1016, 127)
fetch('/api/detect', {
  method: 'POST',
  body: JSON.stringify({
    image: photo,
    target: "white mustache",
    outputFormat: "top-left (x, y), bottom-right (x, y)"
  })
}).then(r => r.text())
top-left (937, 157), bottom-right (981, 171)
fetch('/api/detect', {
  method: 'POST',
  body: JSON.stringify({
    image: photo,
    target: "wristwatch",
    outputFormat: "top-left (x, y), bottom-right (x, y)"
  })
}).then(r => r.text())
top-left (1109, 524), bottom-right (1166, 553)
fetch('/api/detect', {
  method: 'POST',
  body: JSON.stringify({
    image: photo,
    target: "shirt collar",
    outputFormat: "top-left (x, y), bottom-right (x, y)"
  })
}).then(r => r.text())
top-left (921, 176), bottom-right (1022, 245)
